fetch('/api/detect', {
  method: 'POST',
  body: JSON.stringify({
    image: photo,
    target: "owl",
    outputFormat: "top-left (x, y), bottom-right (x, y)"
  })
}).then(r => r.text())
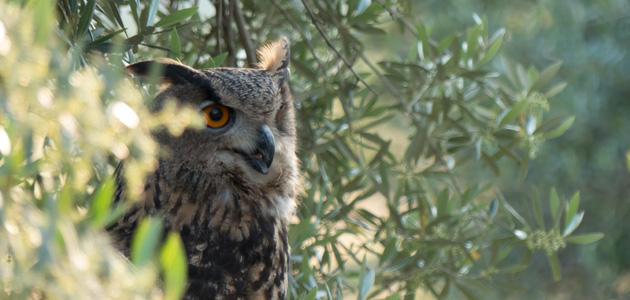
top-left (107, 38), bottom-right (299, 300)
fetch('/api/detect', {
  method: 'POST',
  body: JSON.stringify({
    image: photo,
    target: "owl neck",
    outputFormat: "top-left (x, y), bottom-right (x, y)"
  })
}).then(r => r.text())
top-left (153, 161), bottom-right (296, 233)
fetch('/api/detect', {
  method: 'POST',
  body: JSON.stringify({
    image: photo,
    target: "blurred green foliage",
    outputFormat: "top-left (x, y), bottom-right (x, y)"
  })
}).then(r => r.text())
top-left (0, 0), bottom-right (616, 299)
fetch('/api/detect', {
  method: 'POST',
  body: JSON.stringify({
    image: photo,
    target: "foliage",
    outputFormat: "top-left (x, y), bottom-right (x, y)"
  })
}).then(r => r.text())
top-left (0, 0), bottom-right (605, 299)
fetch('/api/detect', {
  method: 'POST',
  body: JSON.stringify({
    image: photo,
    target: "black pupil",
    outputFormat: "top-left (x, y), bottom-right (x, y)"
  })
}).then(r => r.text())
top-left (209, 108), bottom-right (223, 121)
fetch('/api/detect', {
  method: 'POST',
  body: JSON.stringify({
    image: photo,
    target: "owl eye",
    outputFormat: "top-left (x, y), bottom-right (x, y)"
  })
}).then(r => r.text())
top-left (203, 105), bottom-right (230, 128)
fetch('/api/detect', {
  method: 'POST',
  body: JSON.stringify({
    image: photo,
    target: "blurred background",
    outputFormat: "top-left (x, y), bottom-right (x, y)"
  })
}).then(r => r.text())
top-left (416, 0), bottom-right (630, 298)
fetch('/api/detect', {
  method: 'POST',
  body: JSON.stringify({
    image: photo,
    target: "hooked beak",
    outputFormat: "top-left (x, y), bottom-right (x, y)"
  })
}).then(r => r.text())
top-left (238, 125), bottom-right (275, 175)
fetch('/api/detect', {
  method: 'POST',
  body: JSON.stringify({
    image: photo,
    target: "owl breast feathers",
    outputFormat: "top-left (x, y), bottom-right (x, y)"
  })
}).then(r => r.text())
top-left (108, 38), bottom-right (299, 300)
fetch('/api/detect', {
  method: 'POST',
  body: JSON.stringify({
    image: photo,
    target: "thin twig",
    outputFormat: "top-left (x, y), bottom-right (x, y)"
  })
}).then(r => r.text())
top-left (375, 0), bottom-right (418, 36)
top-left (232, 0), bottom-right (256, 66)
top-left (301, 0), bottom-right (377, 95)
top-left (359, 52), bottom-right (464, 196)
top-left (215, 0), bottom-right (223, 55)
top-left (269, 0), bottom-right (325, 74)
top-left (223, 0), bottom-right (236, 67)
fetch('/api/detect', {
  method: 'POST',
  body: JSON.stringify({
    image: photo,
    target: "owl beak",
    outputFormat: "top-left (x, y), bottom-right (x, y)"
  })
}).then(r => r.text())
top-left (241, 125), bottom-right (275, 175)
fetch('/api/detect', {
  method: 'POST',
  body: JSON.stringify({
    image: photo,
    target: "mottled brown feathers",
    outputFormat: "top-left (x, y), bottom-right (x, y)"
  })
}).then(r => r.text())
top-left (110, 38), bottom-right (298, 300)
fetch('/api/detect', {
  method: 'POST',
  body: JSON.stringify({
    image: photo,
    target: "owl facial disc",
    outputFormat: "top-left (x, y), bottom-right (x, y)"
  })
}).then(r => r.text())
top-left (238, 125), bottom-right (275, 175)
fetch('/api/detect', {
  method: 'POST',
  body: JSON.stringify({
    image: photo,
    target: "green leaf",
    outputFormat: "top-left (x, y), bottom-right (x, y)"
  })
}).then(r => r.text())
top-left (566, 233), bottom-right (604, 244)
top-left (89, 177), bottom-right (115, 228)
top-left (169, 27), bottom-right (181, 59)
top-left (304, 286), bottom-right (318, 300)
top-left (543, 116), bottom-right (575, 139)
top-left (529, 61), bottom-right (562, 93)
top-left (502, 56), bottom-right (523, 90)
top-left (32, 0), bottom-right (54, 45)
top-left (546, 253), bottom-right (562, 281)
top-left (77, 0), bottom-right (96, 40)
top-left (545, 82), bottom-right (568, 98)
top-left (357, 256), bottom-right (375, 300)
top-left (146, 0), bottom-right (160, 27)
top-left (497, 99), bottom-right (528, 128)
top-left (131, 217), bottom-right (164, 267)
top-left (355, 0), bottom-right (372, 16)
top-left (626, 151), bottom-right (630, 172)
top-left (154, 7), bottom-right (198, 28)
top-left (477, 28), bottom-right (504, 66)
top-left (563, 211), bottom-right (584, 236)
top-left (161, 233), bottom-right (188, 300)
top-left (565, 191), bottom-right (580, 229)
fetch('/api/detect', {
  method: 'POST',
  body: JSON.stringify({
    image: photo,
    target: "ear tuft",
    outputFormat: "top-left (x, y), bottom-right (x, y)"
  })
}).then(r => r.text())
top-left (257, 37), bottom-right (290, 72)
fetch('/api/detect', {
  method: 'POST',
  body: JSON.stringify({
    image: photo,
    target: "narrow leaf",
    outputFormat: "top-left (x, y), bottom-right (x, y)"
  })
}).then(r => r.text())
top-left (545, 82), bottom-right (568, 98)
top-left (497, 99), bottom-right (528, 128)
top-left (161, 233), bottom-right (188, 300)
top-left (131, 217), bottom-right (164, 267)
top-left (146, 0), bottom-right (160, 26)
top-left (169, 27), bottom-right (181, 59)
top-left (546, 253), bottom-right (562, 281)
top-left (563, 211), bottom-right (584, 236)
top-left (565, 191), bottom-right (580, 229)
top-left (543, 116), bottom-right (575, 139)
top-left (77, 0), bottom-right (97, 39)
top-left (529, 61), bottom-right (562, 92)
top-left (355, 0), bottom-right (372, 16)
top-left (154, 7), bottom-right (198, 28)
top-left (304, 287), bottom-right (318, 300)
top-left (478, 28), bottom-right (504, 66)
top-left (566, 233), bottom-right (604, 244)
top-left (89, 177), bottom-right (115, 228)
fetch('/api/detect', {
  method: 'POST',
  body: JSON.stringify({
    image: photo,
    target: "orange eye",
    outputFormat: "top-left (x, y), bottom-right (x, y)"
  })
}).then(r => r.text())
top-left (203, 105), bottom-right (230, 128)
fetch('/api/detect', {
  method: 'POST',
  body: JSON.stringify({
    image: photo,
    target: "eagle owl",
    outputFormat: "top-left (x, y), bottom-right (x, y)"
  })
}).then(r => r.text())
top-left (108, 38), bottom-right (299, 300)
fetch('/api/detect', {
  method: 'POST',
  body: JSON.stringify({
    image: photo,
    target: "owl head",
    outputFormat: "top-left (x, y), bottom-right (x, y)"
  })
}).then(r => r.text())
top-left (125, 38), bottom-right (298, 206)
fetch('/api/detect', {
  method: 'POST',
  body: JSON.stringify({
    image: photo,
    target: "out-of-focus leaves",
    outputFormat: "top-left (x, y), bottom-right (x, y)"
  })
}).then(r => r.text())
top-left (160, 233), bottom-right (188, 300)
top-left (89, 177), bottom-right (115, 228)
top-left (357, 256), bottom-right (375, 300)
top-left (478, 28), bottom-right (504, 66)
top-left (131, 217), bottom-right (164, 267)
top-left (76, 0), bottom-right (96, 40)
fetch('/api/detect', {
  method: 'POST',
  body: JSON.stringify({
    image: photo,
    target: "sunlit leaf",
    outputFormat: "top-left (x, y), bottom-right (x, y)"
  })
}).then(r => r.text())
top-left (89, 177), bottom-right (115, 228)
top-left (565, 191), bottom-right (580, 229)
top-left (563, 211), bottom-right (584, 236)
top-left (161, 233), bottom-right (187, 300)
top-left (355, 0), bottom-right (372, 16)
